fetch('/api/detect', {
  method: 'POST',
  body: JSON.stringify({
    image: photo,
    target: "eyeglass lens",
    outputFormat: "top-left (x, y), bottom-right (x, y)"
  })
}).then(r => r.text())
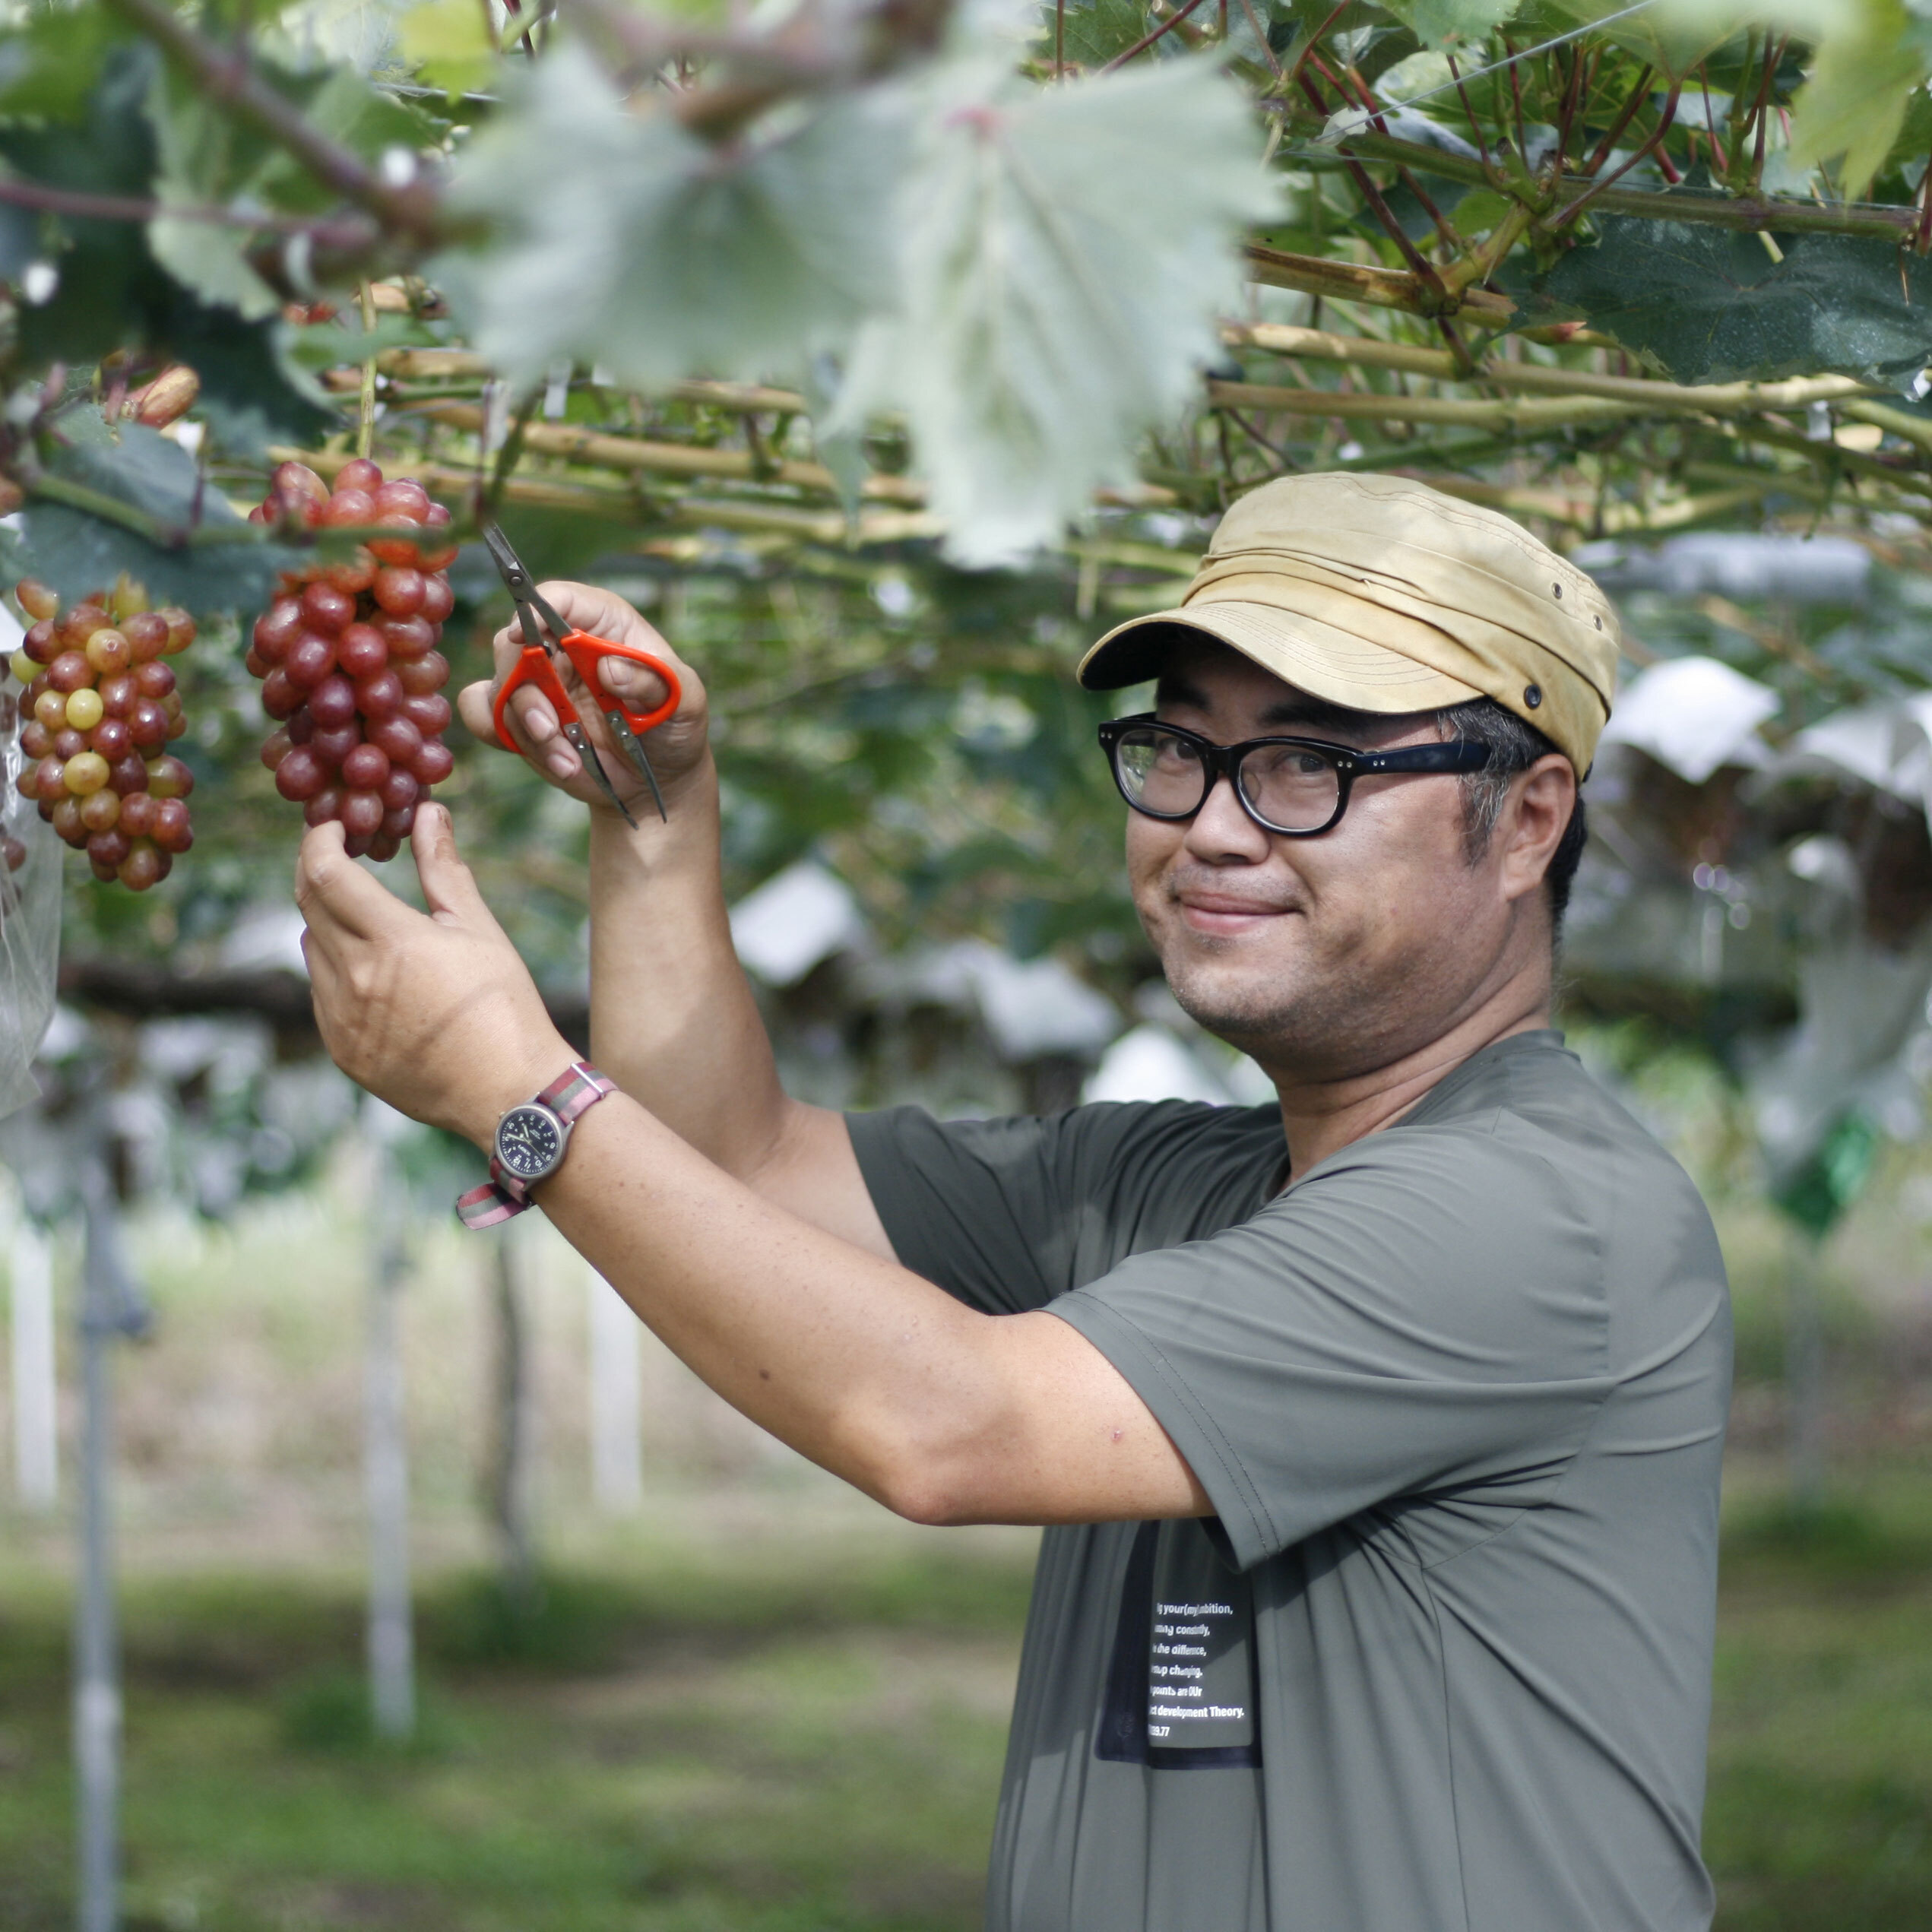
top-left (1113, 724), bottom-right (1340, 833)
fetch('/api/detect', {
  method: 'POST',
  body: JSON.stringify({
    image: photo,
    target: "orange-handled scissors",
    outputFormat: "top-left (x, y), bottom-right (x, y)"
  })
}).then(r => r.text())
top-left (483, 523), bottom-right (682, 825)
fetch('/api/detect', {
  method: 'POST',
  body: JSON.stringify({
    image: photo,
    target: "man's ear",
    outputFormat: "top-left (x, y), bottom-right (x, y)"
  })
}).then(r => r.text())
top-left (1497, 756), bottom-right (1575, 904)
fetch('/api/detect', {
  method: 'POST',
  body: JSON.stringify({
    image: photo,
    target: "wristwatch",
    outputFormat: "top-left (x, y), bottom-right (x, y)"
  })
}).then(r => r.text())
top-left (456, 1061), bottom-right (616, 1230)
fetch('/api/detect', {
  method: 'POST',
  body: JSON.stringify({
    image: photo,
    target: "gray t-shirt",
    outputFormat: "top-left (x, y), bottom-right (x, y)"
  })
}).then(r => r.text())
top-left (848, 1030), bottom-right (1730, 1932)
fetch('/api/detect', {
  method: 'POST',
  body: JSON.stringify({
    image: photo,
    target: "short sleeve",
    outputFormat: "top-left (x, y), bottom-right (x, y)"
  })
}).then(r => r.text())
top-left (847, 1101), bottom-right (1284, 1316)
top-left (1047, 1125), bottom-right (1617, 1570)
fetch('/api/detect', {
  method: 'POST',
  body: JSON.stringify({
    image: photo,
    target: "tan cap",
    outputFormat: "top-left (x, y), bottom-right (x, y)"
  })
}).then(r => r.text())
top-left (1077, 472), bottom-right (1620, 774)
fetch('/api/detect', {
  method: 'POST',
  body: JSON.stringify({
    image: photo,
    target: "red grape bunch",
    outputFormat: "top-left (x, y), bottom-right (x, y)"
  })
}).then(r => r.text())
top-left (246, 458), bottom-right (458, 861)
top-left (8, 575), bottom-right (197, 891)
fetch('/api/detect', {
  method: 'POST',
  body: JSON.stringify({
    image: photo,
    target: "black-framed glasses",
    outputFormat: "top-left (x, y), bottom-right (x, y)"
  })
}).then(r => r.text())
top-left (1098, 713), bottom-right (1492, 838)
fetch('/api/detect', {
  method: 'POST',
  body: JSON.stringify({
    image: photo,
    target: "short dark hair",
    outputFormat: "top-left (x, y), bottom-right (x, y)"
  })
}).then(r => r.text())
top-left (1434, 697), bottom-right (1586, 935)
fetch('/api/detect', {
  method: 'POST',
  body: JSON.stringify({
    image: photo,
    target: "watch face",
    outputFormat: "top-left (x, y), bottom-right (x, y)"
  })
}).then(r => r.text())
top-left (496, 1104), bottom-right (564, 1181)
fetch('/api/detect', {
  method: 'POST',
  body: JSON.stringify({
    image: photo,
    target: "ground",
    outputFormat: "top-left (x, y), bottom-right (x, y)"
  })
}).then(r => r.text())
top-left (3, 1469), bottom-right (1932, 1931)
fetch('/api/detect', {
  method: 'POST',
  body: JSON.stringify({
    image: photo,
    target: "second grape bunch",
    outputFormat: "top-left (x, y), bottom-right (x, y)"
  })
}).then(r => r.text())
top-left (248, 458), bottom-right (459, 861)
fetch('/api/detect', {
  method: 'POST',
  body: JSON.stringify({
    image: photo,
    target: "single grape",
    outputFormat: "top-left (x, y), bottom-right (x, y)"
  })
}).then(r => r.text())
top-left (261, 729), bottom-right (293, 771)
top-left (335, 458), bottom-right (385, 495)
top-left (367, 515), bottom-right (423, 569)
top-left (320, 549), bottom-right (378, 597)
top-left (321, 489), bottom-right (377, 528)
top-left (165, 710), bottom-right (188, 743)
top-left (89, 718), bottom-right (131, 761)
top-left (134, 661), bottom-right (176, 700)
top-left (283, 635), bottom-right (338, 693)
top-left (340, 791), bottom-right (384, 839)
top-left (372, 480), bottom-right (430, 521)
top-left (255, 600), bottom-right (305, 658)
top-left (401, 694), bottom-right (452, 737)
top-left (396, 653), bottom-right (448, 698)
top-left (260, 670), bottom-right (302, 721)
top-left (118, 841), bottom-right (163, 891)
top-left (107, 754), bottom-right (150, 798)
top-left (80, 790), bottom-right (120, 833)
top-left (353, 670), bottom-right (404, 721)
top-left (379, 768), bottom-right (420, 813)
top-left (337, 624), bottom-right (388, 680)
top-left (372, 567), bottom-right (425, 617)
top-left (369, 715), bottom-right (423, 765)
top-left (271, 461), bottom-right (331, 515)
top-left (417, 575), bottom-right (455, 626)
top-left (1, 835), bottom-right (27, 871)
top-left (152, 799), bottom-right (192, 852)
top-left (128, 699), bottom-right (169, 749)
top-left (343, 833), bottom-right (374, 860)
top-left (83, 629), bottom-right (130, 677)
top-left (244, 648), bottom-right (269, 679)
top-left (15, 578), bottom-right (59, 622)
top-left (412, 740), bottom-right (455, 787)
top-left (340, 743), bottom-right (390, 792)
top-left (97, 673), bottom-right (135, 719)
top-left (23, 620), bottom-right (59, 665)
top-left (378, 616), bottom-right (436, 660)
top-left (287, 708), bottom-right (317, 746)
top-left (63, 752), bottom-right (109, 796)
top-left (304, 787), bottom-right (344, 828)
top-left (19, 721), bottom-right (50, 760)
top-left (119, 792), bottom-right (157, 838)
top-left (88, 829), bottom-right (131, 873)
top-left (47, 651), bottom-right (93, 694)
top-left (33, 690), bottom-right (68, 731)
top-left (32, 756), bottom-right (65, 801)
top-left (367, 832), bottom-right (402, 863)
top-left (381, 801), bottom-right (416, 837)
top-left (302, 582), bottom-right (356, 636)
top-left (309, 724), bottom-right (362, 768)
top-left (65, 688), bottom-right (105, 731)
top-left (148, 756), bottom-right (194, 800)
top-left (274, 749), bottom-right (328, 802)
top-left (52, 727), bottom-right (86, 761)
top-left (308, 675), bottom-right (358, 730)
top-left (52, 797), bottom-right (86, 845)
top-left (157, 608), bottom-right (195, 656)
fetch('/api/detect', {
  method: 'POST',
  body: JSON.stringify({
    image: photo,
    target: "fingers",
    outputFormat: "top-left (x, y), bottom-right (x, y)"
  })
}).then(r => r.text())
top-left (294, 819), bottom-right (416, 947)
top-left (411, 803), bottom-right (497, 930)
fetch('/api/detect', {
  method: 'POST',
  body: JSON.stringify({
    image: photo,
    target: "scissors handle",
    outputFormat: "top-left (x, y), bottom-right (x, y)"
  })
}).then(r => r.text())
top-left (492, 645), bottom-right (638, 828)
top-left (556, 629), bottom-right (681, 735)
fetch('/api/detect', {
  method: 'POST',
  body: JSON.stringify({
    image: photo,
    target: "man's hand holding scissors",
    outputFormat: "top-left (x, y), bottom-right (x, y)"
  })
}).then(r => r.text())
top-left (455, 579), bottom-right (711, 823)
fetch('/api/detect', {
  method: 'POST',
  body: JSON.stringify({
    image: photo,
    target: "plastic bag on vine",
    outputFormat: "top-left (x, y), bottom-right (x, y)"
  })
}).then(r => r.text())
top-left (0, 684), bottom-right (61, 1121)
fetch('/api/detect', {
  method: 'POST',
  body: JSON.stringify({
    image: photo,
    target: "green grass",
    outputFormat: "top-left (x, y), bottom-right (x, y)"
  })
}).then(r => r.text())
top-left (4, 1488), bottom-right (1930, 1930)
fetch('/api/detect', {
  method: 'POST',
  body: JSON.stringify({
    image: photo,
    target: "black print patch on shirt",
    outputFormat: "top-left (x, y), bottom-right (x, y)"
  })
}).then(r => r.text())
top-left (1094, 1519), bottom-right (1262, 1770)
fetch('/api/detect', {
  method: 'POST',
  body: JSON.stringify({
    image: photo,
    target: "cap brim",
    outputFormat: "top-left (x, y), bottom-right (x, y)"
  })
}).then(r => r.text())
top-left (1078, 601), bottom-right (1483, 716)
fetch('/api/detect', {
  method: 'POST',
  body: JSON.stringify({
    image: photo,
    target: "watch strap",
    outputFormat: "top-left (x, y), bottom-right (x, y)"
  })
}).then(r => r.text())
top-left (456, 1061), bottom-right (616, 1230)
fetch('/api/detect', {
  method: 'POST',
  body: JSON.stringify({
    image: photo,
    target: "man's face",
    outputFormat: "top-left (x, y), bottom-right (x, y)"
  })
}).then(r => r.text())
top-left (1124, 638), bottom-right (1540, 1082)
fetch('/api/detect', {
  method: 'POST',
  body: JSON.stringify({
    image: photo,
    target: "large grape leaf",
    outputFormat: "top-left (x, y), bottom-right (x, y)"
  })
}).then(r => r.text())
top-left (1509, 217), bottom-right (1932, 390)
top-left (1031, 0), bottom-right (1170, 68)
top-left (437, 46), bottom-right (904, 390)
top-left (831, 55), bottom-right (1275, 565)
top-left (18, 416), bottom-right (304, 613)
top-left (1783, 0), bottom-right (1932, 199)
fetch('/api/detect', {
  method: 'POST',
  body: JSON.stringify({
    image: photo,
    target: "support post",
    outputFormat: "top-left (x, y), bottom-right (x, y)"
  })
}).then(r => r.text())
top-left (586, 1265), bottom-right (642, 1514)
top-left (11, 1214), bottom-right (57, 1509)
top-left (485, 1221), bottom-right (539, 1609)
top-left (363, 1142), bottom-right (413, 1742)
top-left (73, 1141), bottom-right (148, 1932)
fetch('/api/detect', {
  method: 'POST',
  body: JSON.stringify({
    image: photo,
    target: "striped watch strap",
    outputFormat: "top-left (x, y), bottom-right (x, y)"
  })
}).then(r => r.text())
top-left (455, 1061), bottom-right (616, 1230)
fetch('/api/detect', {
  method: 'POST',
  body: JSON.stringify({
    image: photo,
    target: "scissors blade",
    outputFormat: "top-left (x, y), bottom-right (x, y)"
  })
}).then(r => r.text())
top-left (559, 720), bottom-right (638, 831)
top-left (483, 523), bottom-right (574, 648)
top-left (603, 710), bottom-right (669, 822)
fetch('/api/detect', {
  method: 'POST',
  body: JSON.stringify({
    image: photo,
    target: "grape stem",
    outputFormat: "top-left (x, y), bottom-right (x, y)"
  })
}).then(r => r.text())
top-left (356, 283), bottom-right (380, 462)
top-left (98, 0), bottom-right (449, 249)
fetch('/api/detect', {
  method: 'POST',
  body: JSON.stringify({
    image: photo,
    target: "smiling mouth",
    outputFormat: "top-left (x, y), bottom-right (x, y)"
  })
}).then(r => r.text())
top-left (1173, 892), bottom-right (1298, 933)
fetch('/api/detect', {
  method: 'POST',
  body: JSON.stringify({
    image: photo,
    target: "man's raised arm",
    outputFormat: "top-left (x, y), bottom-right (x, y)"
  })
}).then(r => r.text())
top-left (455, 580), bottom-right (893, 1260)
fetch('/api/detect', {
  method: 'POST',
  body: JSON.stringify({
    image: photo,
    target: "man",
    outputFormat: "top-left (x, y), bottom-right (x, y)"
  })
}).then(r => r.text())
top-left (298, 473), bottom-right (1731, 1931)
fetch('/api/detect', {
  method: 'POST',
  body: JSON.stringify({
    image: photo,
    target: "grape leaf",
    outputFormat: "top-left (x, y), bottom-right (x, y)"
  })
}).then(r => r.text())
top-left (437, 46), bottom-right (904, 390)
top-left (1379, 0), bottom-right (1520, 51)
top-left (1031, 0), bottom-right (1165, 68)
top-left (397, 0), bottom-right (496, 97)
top-left (19, 417), bottom-right (303, 613)
top-left (1508, 217), bottom-right (1932, 390)
top-left (1784, 0), bottom-right (1931, 199)
top-left (831, 55), bottom-right (1275, 566)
